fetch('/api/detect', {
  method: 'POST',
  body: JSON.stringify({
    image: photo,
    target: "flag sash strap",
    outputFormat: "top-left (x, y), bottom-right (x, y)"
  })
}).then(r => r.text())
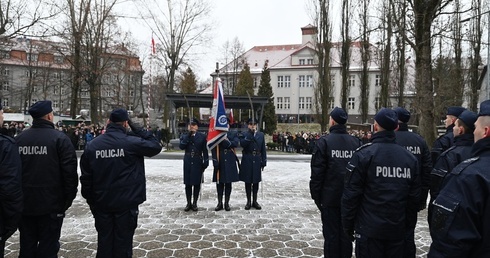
top-left (207, 78), bottom-right (229, 151)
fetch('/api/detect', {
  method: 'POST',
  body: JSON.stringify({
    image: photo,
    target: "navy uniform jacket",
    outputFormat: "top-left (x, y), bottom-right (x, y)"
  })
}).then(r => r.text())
top-left (239, 130), bottom-right (267, 183)
top-left (429, 137), bottom-right (490, 257)
top-left (430, 133), bottom-right (473, 202)
top-left (0, 133), bottom-right (23, 238)
top-left (179, 132), bottom-right (209, 185)
top-left (310, 124), bottom-right (361, 207)
top-left (212, 131), bottom-right (239, 183)
top-left (80, 123), bottom-right (162, 212)
top-left (395, 123), bottom-right (432, 210)
top-left (341, 130), bottom-right (420, 240)
top-left (15, 119), bottom-right (78, 216)
top-left (431, 125), bottom-right (454, 163)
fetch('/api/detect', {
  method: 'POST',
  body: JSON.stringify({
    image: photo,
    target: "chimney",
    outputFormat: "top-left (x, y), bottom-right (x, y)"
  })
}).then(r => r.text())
top-left (301, 25), bottom-right (317, 45)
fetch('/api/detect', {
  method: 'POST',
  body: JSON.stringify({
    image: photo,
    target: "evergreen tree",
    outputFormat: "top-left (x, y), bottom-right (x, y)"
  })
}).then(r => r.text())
top-left (179, 67), bottom-right (199, 120)
top-left (235, 63), bottom-right (254, 121)
top-left (258, 61), bottom-right (276, 135)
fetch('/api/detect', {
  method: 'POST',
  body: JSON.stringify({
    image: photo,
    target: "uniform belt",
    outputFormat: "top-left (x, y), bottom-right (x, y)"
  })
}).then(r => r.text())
top-left (185, 152), bottom-right (202, 158)
top-left (244, 151), bottom-right (261, 156)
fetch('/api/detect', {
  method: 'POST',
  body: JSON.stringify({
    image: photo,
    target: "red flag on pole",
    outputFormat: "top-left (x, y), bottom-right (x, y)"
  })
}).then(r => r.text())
top-left (207, 78), bottom-right (229, 150)
top-left (151, 37), bottom-right (156, 54)
top-left (229, 109), bottom-right (234, 124)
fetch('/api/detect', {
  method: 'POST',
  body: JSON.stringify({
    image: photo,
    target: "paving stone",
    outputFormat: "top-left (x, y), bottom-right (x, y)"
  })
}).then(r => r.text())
top-left (200, 247), bottom-right (226, 257)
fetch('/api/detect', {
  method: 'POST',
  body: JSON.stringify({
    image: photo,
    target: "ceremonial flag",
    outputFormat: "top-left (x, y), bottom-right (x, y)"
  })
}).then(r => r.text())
top-left (207, 78), bottom-right (229, 150)
top-left (229, 109), bottom-right (234, 124)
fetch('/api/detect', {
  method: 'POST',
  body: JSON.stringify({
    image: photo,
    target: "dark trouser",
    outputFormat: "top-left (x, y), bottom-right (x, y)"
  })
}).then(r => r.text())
top-left (355, 234), bottom-right (404, 258)
top-left (92, 207), bottom-right (139, 258)
top-left (245, 182), bottom-right (259, 202)
top-left (19, 213), bottom-right (65, 258)
top-left (185, 184), bottom-right (201, 204)
top-left (0, 240), bottom-right (5, 258)
top-left (216, 183), bottom-right (232, 199)
top-left (404, 228), bottom-right (416, 258)
top-left (321, 206), bottom-right (352, 258)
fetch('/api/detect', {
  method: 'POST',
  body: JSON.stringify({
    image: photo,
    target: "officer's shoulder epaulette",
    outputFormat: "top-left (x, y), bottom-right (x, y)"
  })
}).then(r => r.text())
top-left (0, 133), bottom-right (15, 143)
top-left (439, 146), bottom-right (457, 157)
top-left (451, 156), bottom-right (479, 175)
top-left (355, 142), bottom-right (372, 151)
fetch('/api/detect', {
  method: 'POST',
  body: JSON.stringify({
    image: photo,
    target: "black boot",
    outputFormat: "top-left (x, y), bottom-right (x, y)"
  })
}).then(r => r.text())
top-left (185, 185), bottom-right (192, 212)
top-left (192, 201), bottom-right (198, 211)
top-left (224, 195), bottom-right (231, 211)
top-left (184, 203), bottom-right (192, 212)
top-left (245, 188), bottom-right (252, 210)
top-left (252, 192), bottom-right (262, 210)
top-left (215, 191), bottom-right (223, 211)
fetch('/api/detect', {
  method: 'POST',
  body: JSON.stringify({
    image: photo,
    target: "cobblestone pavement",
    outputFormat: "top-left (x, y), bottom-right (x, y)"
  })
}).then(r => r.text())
top-left (4, 153), bottom-right (432, 257)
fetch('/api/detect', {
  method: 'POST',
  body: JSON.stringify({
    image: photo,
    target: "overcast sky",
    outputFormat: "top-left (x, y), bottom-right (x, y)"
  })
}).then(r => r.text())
top-left (117, 0), bottom-right (314, 81)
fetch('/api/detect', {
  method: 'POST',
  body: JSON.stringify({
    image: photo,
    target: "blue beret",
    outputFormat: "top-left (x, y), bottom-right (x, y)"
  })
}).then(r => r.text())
top-left (447, 106), bottom-right (466, 117)
top-left (457, 110), bottom-right (477, 131)
top-left (375, 108), bottom-right (398, 131)
top-left (189, 118), bottom-right (199, 125)
top-left (330, 107), bottom-right (348, 124)
top-left (478, 100), bottom-right (490, 116)
top-left (110, 108), bottom-right (129, 122)
top-left (247, 118), bottom-right (258, 124)
top-left (28, 100), bottom-right (53, 118)
top-left (393, 107), bottom-right (411, 123)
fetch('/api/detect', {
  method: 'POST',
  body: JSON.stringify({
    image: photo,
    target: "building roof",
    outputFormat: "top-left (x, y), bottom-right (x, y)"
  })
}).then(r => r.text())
top-left (166, 93), bottom-right (269, 110)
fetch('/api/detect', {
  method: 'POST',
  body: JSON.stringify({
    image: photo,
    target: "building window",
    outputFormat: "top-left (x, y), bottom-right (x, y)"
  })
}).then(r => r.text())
top-left (52, 72), bottom-right (61, 79)
top-left (331, 74), bottom-right (335, 88)
top-left (284, 97), bottom-right (290, 109)
top-left (375, 74), bottom-right (381, 87)
top-left (277, 76), bottom-right (284, 88)
top-left (54, 55), bottom-right (64, 63)
top-left (277, 97), bottom-right (283, 109)
top-left (284, 76), bottom-right (291, 87)
top-left (329, 97), bottom-right (335, 109)
top-left (2, 68), bottom-right (9, 76)
top-left (298, 75), bottom-right (306, 87)
top-left (2, 98), bottom-right (7, 107)
top-left (27, 53), bottom-right (38, 62)
top-left (60, 88), bottom-right (66, 95)
top-left (299, 59), bottom-right (305, 65)
top-left (53, 100), bottom-right (59, 108)
top-left (348, 97), bottom-right (355, 110)
top-left (129, 88), bottom-right (134, 97)
top-left (81, 91), bottom-right (89, 97)
top-left (2, 81), bottom-right (9, 91)
top-left (349, 75), bottom-right (355, 87)
top-left (299, 97), bottom-right (305, 109)
top-left (31, 99), bottom-right (37, 105)
top-left (306, 75), bottom-right (313, 87)
top-left (307, 59), bottom-right (314, 65)
top-left (0, 51), bottom-right (9, 59)
top-left (254, 77), bottom-right (258, 88)
top-left (306, 97), bottom-right (312, 109)
top-left (60, 101), bottom-right (64, 109)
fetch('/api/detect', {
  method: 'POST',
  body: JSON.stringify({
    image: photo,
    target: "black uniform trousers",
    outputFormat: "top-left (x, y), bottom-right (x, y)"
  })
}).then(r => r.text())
top-left (321, 206), bottom-right (352, 258)
top-left (18, 213), bottom-right (64, 258)
top-left (92, 207), bottom-right (138, 258)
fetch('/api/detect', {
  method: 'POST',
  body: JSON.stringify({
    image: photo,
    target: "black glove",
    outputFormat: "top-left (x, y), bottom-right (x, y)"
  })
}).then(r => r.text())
top-left (128, 120), bottom-right (143, 133)
top-left (344, 228), bottom-right (355, 242)
top-left (1, 228), bottom-right (16, 241)
top-left (188, 130), bottom-right (194, 137)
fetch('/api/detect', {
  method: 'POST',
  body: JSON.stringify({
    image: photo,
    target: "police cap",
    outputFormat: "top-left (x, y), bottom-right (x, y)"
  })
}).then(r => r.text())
top-left (374, 108), bottom-right (398, 131)
top-left (330, 107), bottom-right (348, 124)
top-left (393, 107), bottom-right (411, 123)
top-left (189, 118), bottom-right (199, 126)
top-left (478, 100), bottom-right (490, 116)
top-left (447, 106), bottom-right (466, 117)
top-left (247, 118), bottom-right (258, 125)
top-left (458, 110), bottom-right (477, 131)
top-left (109, 108), bottom-right (129, 122)
top-left (28, 100), bottom-right (53, 118)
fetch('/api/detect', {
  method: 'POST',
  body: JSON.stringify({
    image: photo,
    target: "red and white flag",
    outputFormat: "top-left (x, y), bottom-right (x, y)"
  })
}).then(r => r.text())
top-left (151, 36), bottom-right (156, 54)
top-left (207, 78), bottom-right (229, 150)
top-left (229, 109), bottom-right (234, 124)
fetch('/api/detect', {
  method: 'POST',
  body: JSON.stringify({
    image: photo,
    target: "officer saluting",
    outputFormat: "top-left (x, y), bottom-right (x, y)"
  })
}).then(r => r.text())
top-left (428, 100), bottom-right (490, 257)
top-left (80, 108), bottom-right (162, 257)
top-left (15, 100), bottom-right (78, 257)
top-left (310, 107), bottom-right (361, 258)
top-left (179, 118), bottom-right (208, 211)
top-left (0, 100), bottom-right (22, 258)
top-left (431, 106), bottom-right (466, 163)
top-left (342, 108), bottom-right (420, 258)
top-left (240, 118), bottom-right (267, 210)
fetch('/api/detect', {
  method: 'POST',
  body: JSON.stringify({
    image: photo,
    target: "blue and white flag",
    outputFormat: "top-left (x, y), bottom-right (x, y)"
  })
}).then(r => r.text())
top-left (207, 78), bottom-right (229, 150)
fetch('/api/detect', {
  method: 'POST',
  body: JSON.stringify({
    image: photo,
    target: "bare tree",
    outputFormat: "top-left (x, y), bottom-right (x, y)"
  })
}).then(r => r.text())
top-left (378, 0), bottom-right (393, 109)
top-left (340, 0), bottom-right (351, 110)
top-left (0, 0), bottom-right (56, 38)
top-left (358, 0), bottom-right (372, 123)
top-left (220, 37), bottom-right (244, 94)
top-left (467, 0), bottom-right (483, 111)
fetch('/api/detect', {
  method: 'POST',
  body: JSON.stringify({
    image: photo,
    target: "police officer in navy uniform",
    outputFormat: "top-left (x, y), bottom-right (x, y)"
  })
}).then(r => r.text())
top-left (15, 100), bottom-right (78, 258)
top-left (431, 106), bottom-right (466, 163)
top-left (393, 107), bottom-right (432, 258)
top-left (428, 100), bottom-right (490, 257)
top-left (240, 118), bottom-right (267, 210)
top-left (428, 110), bottom-right (477, 225)
top-left (80, 108), bottom-right (162, 258)
top-left (179, 118), bottom-right (208, 211)
top-left (0, 100), bottom-right (22, 258)
top-left (212, 121), bottom-right (240, 211)
top-left (310, 107), bottom-right (361, 258)
top-left (341, 108), bottom-right (420, 258)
